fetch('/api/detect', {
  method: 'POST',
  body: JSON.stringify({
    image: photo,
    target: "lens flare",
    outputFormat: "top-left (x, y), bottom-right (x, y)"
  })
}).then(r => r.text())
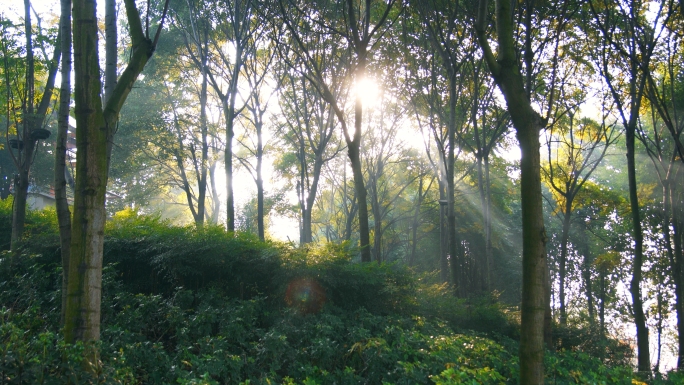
top-left (285, 278), bottom-right (326, 314)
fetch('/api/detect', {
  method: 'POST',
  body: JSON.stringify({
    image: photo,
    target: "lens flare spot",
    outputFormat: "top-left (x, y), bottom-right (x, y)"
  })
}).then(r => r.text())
top-left (285, 278), bottom-right (326, 314)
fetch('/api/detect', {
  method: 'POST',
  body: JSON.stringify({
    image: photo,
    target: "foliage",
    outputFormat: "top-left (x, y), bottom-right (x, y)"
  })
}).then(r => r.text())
top-left (0, 209), bottom-right (654, 384)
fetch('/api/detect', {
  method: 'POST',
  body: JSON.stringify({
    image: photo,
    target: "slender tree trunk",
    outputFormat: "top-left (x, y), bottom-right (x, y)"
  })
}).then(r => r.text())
top-left (626, 122), bottom-right (650, 374)
top-left (655, 286), bottom-right (664, 373)
top-left (669, 182), bottom-right (684, 369)
top-left (224, 50), bottom-right (242, 232)
top-left (348, 142), bottom-right (370, 261)
top-left (302, 154), bottom-right (323, 243)
top-left (484, 156), bottom-right (493, 288)
top-left (581, 225), bottom-right (594, 323)
top-left (372, 183), bottom-right (382, 263)
top-left (439, 183), bottom-right (449, 283)
top-left (660, 181), bottom-right (681, 367)
top-left (197, 46), bottom-right (209, 228)
top-left (104, 0), bottom-right (116, 104)
top-left (298, 142), bottom-right (308, 243)
top-left (56, 0), bottom-right (72, 326)
top-left (351, 56), bottom-right (371, 262)
top-left (558, 207), bottom-right (572, 325)
top-left (256, 121), bottom-right (264, 240)
top-left (476, 155), bottom-right (488, 288)
top-left (475, 153), bottom-right (494, 291)
top-left (225, 127), bottom-right (235, 231)
top-left (208, 160), bottom-right (220, 223)
top-left (409, 177), bottom-right (423, 267)
top-left (600, 266), bottom-right (605, 336)
top-left (447, 72), bottom-right (459, 294)
top-left (343, 165), bottom-right (353, 241)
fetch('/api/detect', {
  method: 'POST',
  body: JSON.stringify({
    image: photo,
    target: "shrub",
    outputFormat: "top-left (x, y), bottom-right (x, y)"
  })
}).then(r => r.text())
top-left (0, 211), bottom-right (652, 384)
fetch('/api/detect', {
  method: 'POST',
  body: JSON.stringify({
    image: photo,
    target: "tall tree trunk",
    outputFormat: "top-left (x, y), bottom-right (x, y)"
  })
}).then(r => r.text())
top-left (558, 206), bottom-right (572, 325)
top-left (65, 0), bottom-right (158, 366)
top-left (439, 183), bottom-right (449, 283)
top-left (65, 0), bottom-right (109, 355)
top-left (516, 101), bottom-right (548, 384)
top-left (371, 178), bottom-right (382, 262)
top-left (669, 180), bottom-right (684, 369)
top-left (225, 126), bottom-right (235, 231)
top-left (196, 45), bottom-right (209, 228)
top-left (408, 177), bottom-right (423, 267)
top-left (56, 0), bottom-right (72, 326)
top-left (627, 120), bottom-right (650, 374)
top-left (476, 153), bottom-right (494, 291)
top-left (484, 156), bottom-right (493, 288)
top-left (476, 0), bottom-right (549, 381)
top-left (223, 50), bottom-right (242, 233)
top-left (208, 160), bottom-right (220, 223)
top-left (256, 120), bottom-right (264, 240)
top-left (476, 155), bottom-right (488, 288)
top-left (348, 141), bottom-right (370, 261)
top-left (302, 154), bottom-right (324, 243)
top-left (343, 165), bottom-right (354, 241)
top-left (447, 72), bottom-right (459, 294)
top-left (580, 223), bottom-right (594, 323)
top-left (298, 142), bottom-right (308, 243)
top-left (352, 56), bottom-right (371, 262)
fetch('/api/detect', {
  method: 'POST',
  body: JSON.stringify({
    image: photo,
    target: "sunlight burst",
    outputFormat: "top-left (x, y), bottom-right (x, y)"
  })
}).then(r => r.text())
top-left (352, 76), bottom-right (380, 108)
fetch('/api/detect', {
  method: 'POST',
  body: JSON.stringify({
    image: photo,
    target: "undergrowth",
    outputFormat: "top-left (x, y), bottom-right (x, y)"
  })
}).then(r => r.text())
top-left (0, 205), bottom-right (675, 384)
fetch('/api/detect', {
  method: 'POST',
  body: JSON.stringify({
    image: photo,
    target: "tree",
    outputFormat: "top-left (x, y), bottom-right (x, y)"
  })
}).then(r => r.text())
top-left (475, 1), bottom-right (550, 382)
top-left (208, 0), bottom-right (256, 232)
top-left (460, 64), bottom-right (510, 291)
top-left (362, 96), bottom-right (417, 262)
top-left (588, 0), bottom-right (667, 373)
top-left (639, 21), bottom-right (684, 368)
top-left (413, 0), bottom-right (477, 289)
top-left (641, 71), bottom-right (684, 368)
top-left (237, 33), bottom-right (279, 240)
top-left (277, 0), bottom-right (398, 262)
top-left (2, 1), bottom-right (59, 253)
top-left (542, 97), bottom-right (617, 325)
top-left (403, 42), bottom-right (452, 282)
top-left (275, 61), bottom-right (342, 244)
top-left (64, 0), bottom-right (167, 365)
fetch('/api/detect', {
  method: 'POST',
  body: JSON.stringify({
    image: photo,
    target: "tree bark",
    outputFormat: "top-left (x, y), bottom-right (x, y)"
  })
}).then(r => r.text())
top-left (56, 0), bottom-right (72, 327)
top-left (64, 0), bottom-right (158, 366)
top-left (65, 0), bottom-right (109, 351)
top-left (476, 0), bottom-right (548, 382)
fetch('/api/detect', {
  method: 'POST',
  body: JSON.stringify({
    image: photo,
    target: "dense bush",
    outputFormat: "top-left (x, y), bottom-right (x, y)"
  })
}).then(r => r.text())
top-left (0, 207), bottom-right (667, 384)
